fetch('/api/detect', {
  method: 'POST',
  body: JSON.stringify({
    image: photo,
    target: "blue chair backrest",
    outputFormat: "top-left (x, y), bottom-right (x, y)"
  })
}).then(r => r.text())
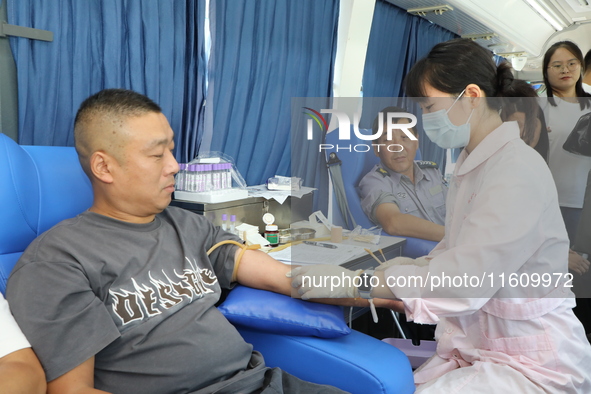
top-left (324, 127), bottom-right (421, 230)
top-left (0, 134), bottom-right (93, 294)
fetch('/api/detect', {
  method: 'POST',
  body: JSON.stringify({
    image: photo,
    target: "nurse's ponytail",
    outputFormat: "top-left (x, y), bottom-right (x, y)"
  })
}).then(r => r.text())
top-left (495, 62), bottom-right (536, 98)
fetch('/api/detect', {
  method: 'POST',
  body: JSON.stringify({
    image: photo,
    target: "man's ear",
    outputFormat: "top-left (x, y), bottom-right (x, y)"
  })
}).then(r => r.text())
top-left (89, 151), bottom-right (115, 184)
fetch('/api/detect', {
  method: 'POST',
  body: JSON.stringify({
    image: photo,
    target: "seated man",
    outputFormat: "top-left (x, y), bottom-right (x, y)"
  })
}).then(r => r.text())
top-left (359, 106), bottom-right (447, 242)
top-left (0, 293), bottom-right (46, 394)
top-left (6, 89), bottom-right (397, 394)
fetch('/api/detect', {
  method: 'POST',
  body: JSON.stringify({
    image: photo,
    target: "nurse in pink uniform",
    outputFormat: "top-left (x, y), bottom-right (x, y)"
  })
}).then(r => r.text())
top-left (290, 38), bottom-right (591, 393)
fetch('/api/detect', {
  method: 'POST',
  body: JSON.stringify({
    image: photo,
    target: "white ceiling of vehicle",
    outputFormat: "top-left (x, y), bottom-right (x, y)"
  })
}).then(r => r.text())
top-left (386, 0), bottom-right (591, 82)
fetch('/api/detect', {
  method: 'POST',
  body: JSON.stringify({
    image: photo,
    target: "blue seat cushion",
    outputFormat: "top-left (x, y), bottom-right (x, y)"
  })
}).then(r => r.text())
top-left (218, 285), bottom-right (351, 338)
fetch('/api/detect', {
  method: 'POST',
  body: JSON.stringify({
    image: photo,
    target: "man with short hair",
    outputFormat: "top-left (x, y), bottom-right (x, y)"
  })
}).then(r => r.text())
top-left (0, 293), bottom-right (46, 394)
top-left (583, 49), bottom-right (591, 93)
top-left (359, 107), bottom-right (447, 242)
top-left (6, 89), bottom-right (383, 394)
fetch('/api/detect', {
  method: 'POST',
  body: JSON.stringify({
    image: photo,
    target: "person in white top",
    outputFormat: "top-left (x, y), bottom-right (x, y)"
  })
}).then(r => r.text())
top-left (0, 292), bottom-right (45, 393)
top-left (583, 49), bottom-right (591, 94)
top-left (540, 41), bottom-right (591, 337)
top-left (290, 38), bottom-right (591, 393)
top-left (542, 41), bottom-right (591, 232)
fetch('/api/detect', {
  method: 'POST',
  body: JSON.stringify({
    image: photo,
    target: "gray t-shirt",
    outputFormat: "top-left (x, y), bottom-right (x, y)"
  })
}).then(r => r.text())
top-left (7, 207), bottom-right (255, 393)
top-left (359, 161), bottom-right (447, 226)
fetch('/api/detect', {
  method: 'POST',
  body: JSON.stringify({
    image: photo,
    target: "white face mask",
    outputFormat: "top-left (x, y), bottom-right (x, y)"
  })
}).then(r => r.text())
top-left (422, 89), bottom-right (474, 149)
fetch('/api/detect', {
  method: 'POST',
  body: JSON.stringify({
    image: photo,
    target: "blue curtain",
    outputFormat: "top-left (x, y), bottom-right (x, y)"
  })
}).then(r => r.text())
top-left (362, 0), bottom-right (457, 169)
top-left (178, 1), bottom-right (207, 163)
top-left (203, 0), bottom-right (339, 186)
top-left (7, 0), bottom-right (205, 163)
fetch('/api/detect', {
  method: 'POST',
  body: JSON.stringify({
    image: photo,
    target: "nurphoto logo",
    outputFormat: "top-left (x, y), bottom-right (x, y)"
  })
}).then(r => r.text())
top-left (303, 108), bottom-right (417, 152)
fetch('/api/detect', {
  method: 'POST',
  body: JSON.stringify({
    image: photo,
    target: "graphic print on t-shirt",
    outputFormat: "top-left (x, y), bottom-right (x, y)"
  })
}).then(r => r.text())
top-left (109, 256), bottom-right (218, 325)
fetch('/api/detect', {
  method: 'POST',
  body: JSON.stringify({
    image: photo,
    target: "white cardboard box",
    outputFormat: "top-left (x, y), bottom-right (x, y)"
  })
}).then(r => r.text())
top-left (174, 189), bottom-right (249, 204)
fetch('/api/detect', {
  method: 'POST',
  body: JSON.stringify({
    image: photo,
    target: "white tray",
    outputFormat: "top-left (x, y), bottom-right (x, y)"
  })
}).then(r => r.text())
top-left (174, 189), bottom-right (249, 203)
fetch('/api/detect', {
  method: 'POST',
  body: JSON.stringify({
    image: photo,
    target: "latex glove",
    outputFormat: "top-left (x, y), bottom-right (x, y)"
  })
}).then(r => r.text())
top-left (287, 265), bottom-right (362, 300)
top-left (377, 256), bottom-right (430, 270)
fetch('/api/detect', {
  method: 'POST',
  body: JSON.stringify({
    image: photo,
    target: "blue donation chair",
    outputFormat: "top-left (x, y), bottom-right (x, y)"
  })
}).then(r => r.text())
top-left (325, 128), bottom-right (437, 258)
top-left (0, 133), bottom-right (415, 394)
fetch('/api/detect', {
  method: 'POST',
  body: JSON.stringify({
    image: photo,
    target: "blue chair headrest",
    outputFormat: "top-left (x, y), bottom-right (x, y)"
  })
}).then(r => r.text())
top-left (0, 135), bottom-right (40, 255)
top-left (0, 134), bottom-right (93, 294)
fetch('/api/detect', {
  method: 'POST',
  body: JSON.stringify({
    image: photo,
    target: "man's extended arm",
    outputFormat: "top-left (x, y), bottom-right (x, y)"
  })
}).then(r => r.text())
top-left (0, 348), bottom-right (46, 394)
top-left (375, 202), bottom-right (444, 242)
top-left (235, 249), bottom-right (403, 311)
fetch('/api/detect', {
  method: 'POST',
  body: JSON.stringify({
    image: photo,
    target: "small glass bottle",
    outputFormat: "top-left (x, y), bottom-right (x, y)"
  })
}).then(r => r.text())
top-left (187, 164), bottom-right (196, 192)
top-left (196, 165), bottom-right (204, 192)
top-left (220, 163), bottom-right (227, 190)
top-left (224, 163), bottom-right (233, 189)
top-left (193, 164), bottom-right (201, 192)
top-left (264, 224), bottom-right (279, 247)
top-left (221, 214), bottom-right (228, 231)
top-left (213, 164), bottom-right (221, 190)
top-left (176, 163), bottom-right (186, 191)
top-left (230, 215), bottom-right (237, 234)
top-left (204, 164), bottom-right (213, 191)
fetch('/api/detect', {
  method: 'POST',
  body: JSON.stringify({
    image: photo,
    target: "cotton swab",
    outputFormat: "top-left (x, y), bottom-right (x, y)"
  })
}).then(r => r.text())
top-left (364, 248), bottom-right (384, 266)
top-left (378, 249), bottom-right (387, 263)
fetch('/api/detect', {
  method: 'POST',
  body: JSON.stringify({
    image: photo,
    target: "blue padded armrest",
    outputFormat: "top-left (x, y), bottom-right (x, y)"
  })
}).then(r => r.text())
top-left (402, 237), bottom-right (437, 259)
top-left (222, 286), bottom-right (414, 392)
top-left (219, 285), bottom-right (350, 338)
top-left (237, 326), bottom-right (415, 394)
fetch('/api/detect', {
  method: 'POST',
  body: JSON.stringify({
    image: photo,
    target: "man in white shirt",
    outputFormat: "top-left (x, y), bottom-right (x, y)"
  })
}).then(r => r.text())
top-left (0, 292), bottom-right (45, 394)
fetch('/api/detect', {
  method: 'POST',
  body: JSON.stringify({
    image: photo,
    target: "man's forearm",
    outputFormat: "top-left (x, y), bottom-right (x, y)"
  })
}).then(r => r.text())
top-left (382, 214), bottom-right (444, 242)
top-left (238, 250), bottom-right (405, 312)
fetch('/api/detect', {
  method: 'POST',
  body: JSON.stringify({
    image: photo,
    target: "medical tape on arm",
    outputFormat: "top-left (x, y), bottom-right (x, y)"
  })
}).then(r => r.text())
top-left (206, 240), bottom-right (261, 282)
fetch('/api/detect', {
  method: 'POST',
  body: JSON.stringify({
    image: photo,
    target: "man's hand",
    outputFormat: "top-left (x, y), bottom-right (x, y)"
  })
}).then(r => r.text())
top-left (288, 265), bottom-right (362, 300)
top-left (569, 249), bottom-right (590, 275)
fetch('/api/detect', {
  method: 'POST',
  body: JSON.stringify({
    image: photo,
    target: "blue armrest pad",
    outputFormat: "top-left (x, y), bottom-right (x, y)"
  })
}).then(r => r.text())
top-left (218, 285), bottom-right (351, 338)
top-left (402, 236), bottom-right (437, 259)
top-left (237, 326), bottom-right (415, 394)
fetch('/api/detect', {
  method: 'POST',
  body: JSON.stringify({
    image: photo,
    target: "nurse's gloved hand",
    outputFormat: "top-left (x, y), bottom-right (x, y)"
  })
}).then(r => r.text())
top-left (377, 256), bottom-right (430, 270)
top-left (287, 265), bottom-right (363, 300)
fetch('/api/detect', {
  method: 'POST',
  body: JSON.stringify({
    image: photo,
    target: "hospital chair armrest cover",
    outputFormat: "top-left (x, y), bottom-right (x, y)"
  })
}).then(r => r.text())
top-left (237, 326), bottom-right (415, 394)
top-left (218, 285), bottom-right (351, 338)
top-left (402, 236), bottom-right (437, 259)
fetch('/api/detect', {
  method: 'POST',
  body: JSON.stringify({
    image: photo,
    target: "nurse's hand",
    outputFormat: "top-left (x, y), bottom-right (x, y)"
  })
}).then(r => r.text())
top-left (568, 249), bottom-right (590, 275)
top-left (287, 265), bottom-right (362, 300)
top-left (378, 256), bottom-right (430, 270)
